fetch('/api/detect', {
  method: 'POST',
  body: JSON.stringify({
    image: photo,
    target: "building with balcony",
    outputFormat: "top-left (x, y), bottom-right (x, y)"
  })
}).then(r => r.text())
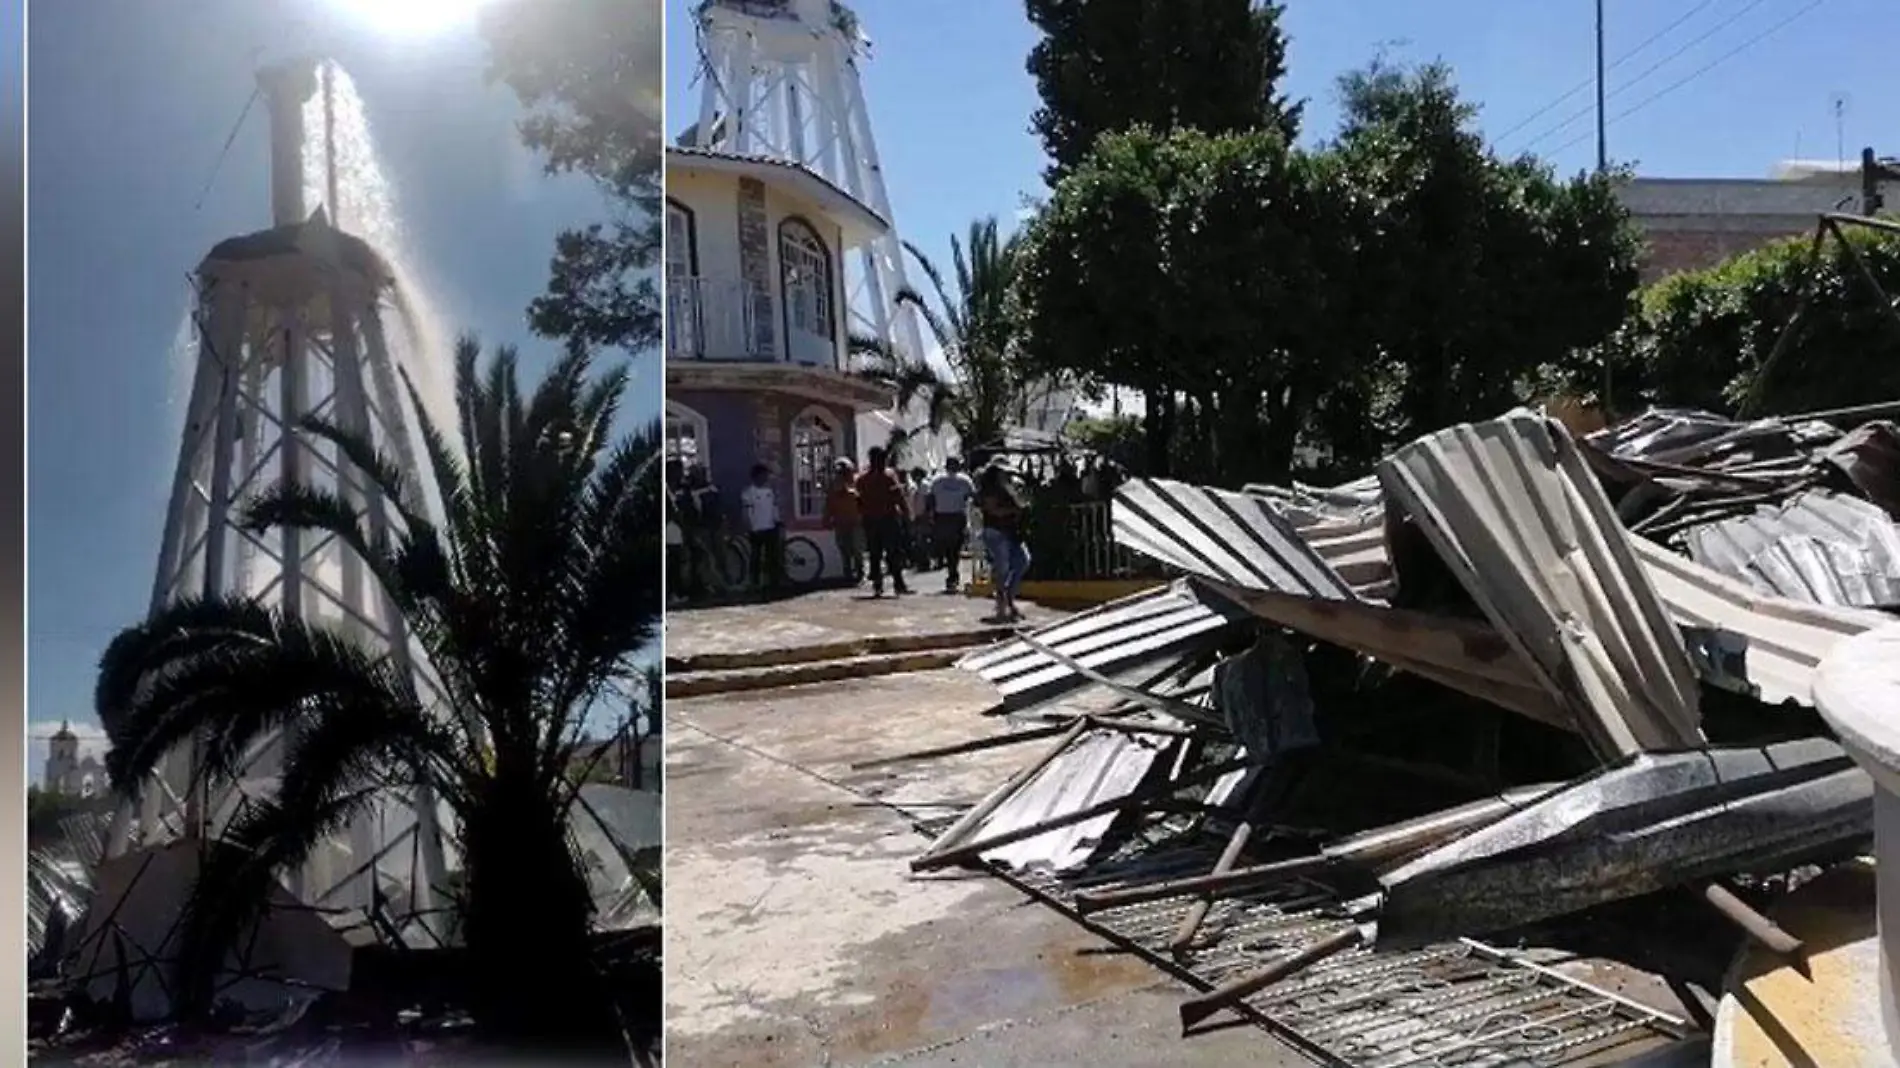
top-left (664, 146), bottom-right (895, 577)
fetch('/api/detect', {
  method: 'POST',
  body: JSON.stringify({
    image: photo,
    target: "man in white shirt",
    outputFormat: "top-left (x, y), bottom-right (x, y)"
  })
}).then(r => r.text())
top-left (739, 462), bottom-right (782, 594)
top-left (927, 456), bottom-right (977, 591)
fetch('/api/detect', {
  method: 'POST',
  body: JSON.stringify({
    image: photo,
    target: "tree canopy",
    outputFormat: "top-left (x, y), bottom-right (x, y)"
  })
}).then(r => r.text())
top-left (1025, 0), bottom-right (1300, 185)
top-left (1605, 221), bottom-right (1900, 417)
top-left (1016, 60), bottom-right (1645, 483)
top-left (481, 0), bottom-right (664, 354)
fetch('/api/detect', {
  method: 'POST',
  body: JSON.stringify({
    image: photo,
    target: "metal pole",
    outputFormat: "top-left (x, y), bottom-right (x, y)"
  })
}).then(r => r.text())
top-left (1595, 0), bottom-right (1607, 173)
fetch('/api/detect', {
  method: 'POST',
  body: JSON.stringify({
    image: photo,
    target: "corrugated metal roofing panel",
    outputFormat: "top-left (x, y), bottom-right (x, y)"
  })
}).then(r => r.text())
top-left (958, 582), bottom-right (1242, 707)
top-left (1682, 490), bottom-right (1900, 608)
top-left (1380, 411), bottom-right (1703, 757)
top-left (1112, 479), bottom-right (1359, 600)
top-left (1178, 466), bottom-right (1875, 712)
top-left (949, 729), bottom-right (1170, 872)
top-left (1630, 536), bottom-right (1884, 706)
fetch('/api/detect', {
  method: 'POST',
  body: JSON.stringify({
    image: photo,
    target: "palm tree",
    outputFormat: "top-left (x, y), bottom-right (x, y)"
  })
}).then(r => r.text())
top-left (854, 216), bottom-right (1048, 461)
top-left (95, 335), bottom-right (663, 1056)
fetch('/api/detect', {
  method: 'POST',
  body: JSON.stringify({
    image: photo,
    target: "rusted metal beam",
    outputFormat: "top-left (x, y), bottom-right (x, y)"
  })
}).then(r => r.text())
top-left (1072, 852), bottom-right (1332, 914)
top-left (1703, 883), bottom-right (1806, 963)
top-left (1178, 926), bottom-right (1364, 1031)
top-left (1167, 810), bottom-right (1261, 954)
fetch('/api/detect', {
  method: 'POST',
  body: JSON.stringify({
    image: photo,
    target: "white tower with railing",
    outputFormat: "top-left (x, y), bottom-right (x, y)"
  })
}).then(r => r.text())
top-left (689, 0), bottom-right (944, 463)
top-left (104, 57), bottom-right (449, 946)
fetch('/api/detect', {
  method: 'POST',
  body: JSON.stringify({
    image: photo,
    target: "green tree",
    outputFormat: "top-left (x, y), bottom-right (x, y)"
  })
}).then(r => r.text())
top-left (1018, 127), bottom-right (1341, 482)
top-left (1614, 222), bottom-right (1900, 416)
top-left (96, 337), bottom-right (663, 1056)
top-left (1025, 0), bottom-right (1301, 185)
top-left (854, 217), bottom-right (1043, 458)
top-left (1326, 60), bottom-right (1642, 445)
top-left (480, 0), bottom-right (664, 354)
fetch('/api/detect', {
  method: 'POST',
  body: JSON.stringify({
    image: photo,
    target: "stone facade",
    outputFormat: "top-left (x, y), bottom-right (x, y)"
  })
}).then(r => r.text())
top-left (735, 177), bottom-right (777, 359)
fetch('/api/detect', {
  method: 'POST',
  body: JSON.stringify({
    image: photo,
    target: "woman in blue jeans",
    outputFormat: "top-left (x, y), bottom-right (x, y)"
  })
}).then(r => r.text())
top-left (975, 460), bottom-right (1030, 623)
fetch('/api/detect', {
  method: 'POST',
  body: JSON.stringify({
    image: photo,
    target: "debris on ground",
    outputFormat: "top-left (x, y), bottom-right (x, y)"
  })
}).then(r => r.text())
top-left (891, 401), bottom-right (1900, 1066)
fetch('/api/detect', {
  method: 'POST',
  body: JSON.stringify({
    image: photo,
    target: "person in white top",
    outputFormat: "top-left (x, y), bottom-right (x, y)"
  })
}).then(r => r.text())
top-left (927, 456), bottom-right (978, 591)
top-left (739, 462), bottom-right (782, 594)
top-left (899, 466), bottom-right (928, 571)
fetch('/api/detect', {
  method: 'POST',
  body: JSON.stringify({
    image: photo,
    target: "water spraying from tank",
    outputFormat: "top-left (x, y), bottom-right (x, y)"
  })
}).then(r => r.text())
top-left (296, 57), bottom-right (459, 440)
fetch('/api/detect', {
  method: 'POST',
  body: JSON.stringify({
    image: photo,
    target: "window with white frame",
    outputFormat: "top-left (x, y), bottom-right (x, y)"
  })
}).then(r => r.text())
top-left (665, 401), bottom-right (709, 471)
top-left (778, 218), bottom-right (834, 340)
top-left (789, 407), bottom-right (837, 520)
top-left (665, 201), bottom-right (699, 358)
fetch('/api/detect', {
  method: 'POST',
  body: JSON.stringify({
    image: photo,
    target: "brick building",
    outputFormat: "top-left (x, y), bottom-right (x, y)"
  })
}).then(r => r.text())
top-left (1617, 162), bottom-right (1896, 283)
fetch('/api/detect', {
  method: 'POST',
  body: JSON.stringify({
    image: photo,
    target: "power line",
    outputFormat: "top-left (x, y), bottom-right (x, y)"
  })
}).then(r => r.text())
top-left (1493, 0), bottom-right (1722, 144)
top-left (193, 85), bottom-right (261, 212)
top-left (1546, 0), bottom-right (1828, 159)
top-left (1515, 0), bottom-right (1783, 154)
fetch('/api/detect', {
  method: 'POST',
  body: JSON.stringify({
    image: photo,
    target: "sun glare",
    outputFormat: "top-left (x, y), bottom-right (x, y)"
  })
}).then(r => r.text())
top-left (332, 0), bottom-right (484, 37)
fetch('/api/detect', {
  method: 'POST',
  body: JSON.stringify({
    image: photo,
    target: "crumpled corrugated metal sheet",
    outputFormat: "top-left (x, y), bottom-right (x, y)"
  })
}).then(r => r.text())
top-left (958, 581), bottom-right (1243, 711)
top-left (1242, 475), bottom-right (1384, 526)
top-left (951, 728), bottom-right (1170, 873)
top-left (1630, 536), bottom-right (1885, 705)
top-left (1380, 410), bottom-right (1704, 757)
top-left (1682, 490), bottom-right (1900, 608)
top-left (1586, 408), bottom-right (1841, 469)
top-left (1375, 737), bottom-right (1872, 949)
top-left (1113, 479), bottom-right (1359, 600)
top-left (1208, 468), bottom-right (1877, 712)
top-left (1822, 421), bottom-right (1900, 521)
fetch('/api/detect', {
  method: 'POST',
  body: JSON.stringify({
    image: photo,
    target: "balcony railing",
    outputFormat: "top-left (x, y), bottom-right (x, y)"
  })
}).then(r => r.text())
top-left (667, 274), bottom-right (770, 361)
top-left (666, 273), bottom-right (841, 368)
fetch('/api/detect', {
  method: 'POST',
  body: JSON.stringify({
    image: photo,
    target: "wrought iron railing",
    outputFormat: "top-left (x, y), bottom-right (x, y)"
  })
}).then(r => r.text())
top-left (970, 501), bottom-right (1164, 584)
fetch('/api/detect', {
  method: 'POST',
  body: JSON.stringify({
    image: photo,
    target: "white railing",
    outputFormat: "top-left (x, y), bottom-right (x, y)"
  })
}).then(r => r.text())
top-left (666, 274), bottom-right (770, 362)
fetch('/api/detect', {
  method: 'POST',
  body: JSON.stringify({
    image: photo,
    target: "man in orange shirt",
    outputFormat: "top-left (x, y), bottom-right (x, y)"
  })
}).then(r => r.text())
top-left (854, 446), bottom-right (911, 597)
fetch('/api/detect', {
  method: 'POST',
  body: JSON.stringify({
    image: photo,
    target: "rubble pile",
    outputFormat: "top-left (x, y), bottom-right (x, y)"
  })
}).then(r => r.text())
top-left (899, 405), bottom-right (1900, 1066)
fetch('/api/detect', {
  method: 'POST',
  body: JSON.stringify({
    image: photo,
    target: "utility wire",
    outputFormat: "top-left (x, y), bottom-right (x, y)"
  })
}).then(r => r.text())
top-left (1545, 0), bottom-right (1828, 159)
top-left (1493, 0), bottom-right (1723, 143)
top-left (1515, 0), bottom-right (1782, 154)
top-left (193, 84), bottom-right (261, 212)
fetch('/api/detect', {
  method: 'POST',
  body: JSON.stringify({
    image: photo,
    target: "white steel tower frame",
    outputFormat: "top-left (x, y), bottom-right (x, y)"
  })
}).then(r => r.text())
top-left (690, 0), bottom-right (944, 461)
top-left (105, 58), bottom-right (451, 947)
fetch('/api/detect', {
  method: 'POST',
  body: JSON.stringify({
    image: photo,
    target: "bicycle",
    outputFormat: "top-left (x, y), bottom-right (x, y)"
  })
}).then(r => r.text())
top-left (720, 532), bottom-right (826, 588)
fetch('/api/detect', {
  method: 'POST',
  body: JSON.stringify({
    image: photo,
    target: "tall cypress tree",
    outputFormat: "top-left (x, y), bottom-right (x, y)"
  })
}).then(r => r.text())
top-left (1024, 0), bottom-right (1301, 184)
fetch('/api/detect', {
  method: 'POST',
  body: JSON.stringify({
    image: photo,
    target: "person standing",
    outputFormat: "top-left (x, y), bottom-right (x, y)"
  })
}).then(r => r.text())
top-left (686, 464), bottom-right (727, 598)
top-left (976, 459), bottom-right (1030, 623)
top-left (906, 465), bottom-right (933, 572)
top-left (740, 463), bottom-right (783, 596)
top-left (825, 458), bottom-right (864, 584)
top-left (665, 459), bottom-right (692, 604)
top-left (855, 446), bottom-right (911, 597)
top-left (927, 456), bottom-right (977, 592)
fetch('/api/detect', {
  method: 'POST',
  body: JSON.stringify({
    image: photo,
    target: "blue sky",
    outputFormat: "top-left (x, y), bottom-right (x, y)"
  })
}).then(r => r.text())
top-left (665, 0), bottom-right (1895, 282)
top-left (27, 0), bottom-right (646, 772)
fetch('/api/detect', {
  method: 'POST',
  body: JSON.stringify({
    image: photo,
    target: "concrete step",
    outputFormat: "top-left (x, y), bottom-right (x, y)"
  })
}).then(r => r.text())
top-left (664, 626), bottom-right (1019, 675)
top-left (666, 645), bottom-right (998, 699)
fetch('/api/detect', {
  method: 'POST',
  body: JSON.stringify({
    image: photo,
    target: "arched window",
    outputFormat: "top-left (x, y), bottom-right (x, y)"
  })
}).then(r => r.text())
top-left (778, 218), bottom-right (834, 362)
top-left (665, 200), bottom-right (700, 358)
top-left (789, 406), bottom-right (837, 520)
top-left (665, 401), bottom-right (710, 471)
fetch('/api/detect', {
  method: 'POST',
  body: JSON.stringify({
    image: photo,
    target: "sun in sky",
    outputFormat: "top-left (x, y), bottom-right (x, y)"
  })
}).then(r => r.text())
top-left (329, 0), bottom-right (486, 37)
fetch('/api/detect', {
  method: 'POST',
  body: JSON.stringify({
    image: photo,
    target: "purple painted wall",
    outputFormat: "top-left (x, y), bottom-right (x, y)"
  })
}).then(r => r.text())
top-left (671, 388), bottom-right (859, 533)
